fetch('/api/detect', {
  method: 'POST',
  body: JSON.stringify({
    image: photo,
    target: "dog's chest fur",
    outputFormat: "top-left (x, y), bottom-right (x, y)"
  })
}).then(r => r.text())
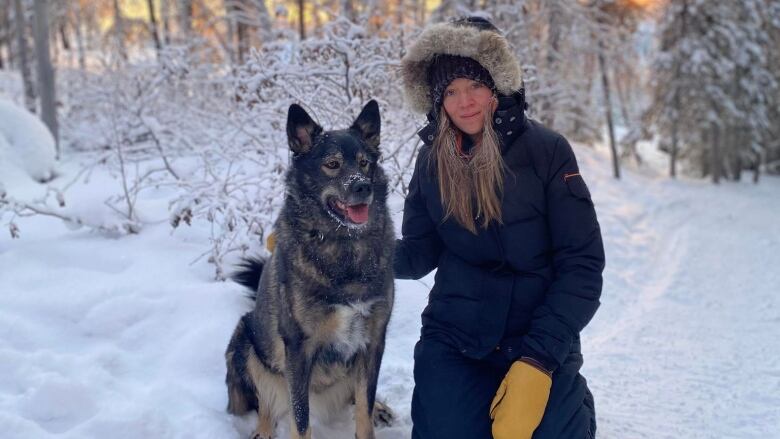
top-left (327, 300), bottom-right (376, 358)
top-left (310, 236), bottom-right (382, 281)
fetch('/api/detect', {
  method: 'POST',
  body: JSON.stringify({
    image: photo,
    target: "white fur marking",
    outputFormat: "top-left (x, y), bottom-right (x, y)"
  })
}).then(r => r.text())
top-left (331, 301), bottom-right (375, 357)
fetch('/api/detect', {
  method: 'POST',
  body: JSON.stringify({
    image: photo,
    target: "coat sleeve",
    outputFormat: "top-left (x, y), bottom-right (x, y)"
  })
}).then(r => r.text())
top-left (517, 135), bottom-right (605, 372)
top-left (393, 149), bottom-right (444, 280)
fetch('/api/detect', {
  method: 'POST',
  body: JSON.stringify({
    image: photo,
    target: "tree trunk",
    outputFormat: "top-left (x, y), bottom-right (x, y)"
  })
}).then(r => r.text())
top-left (572, 53), bottom-right (597, 142)
top-left (700, 133), bottom-right (709, 178)
top-left (223, 0), bottom-right (237, 64)
top-left (297, 0), bottom-right (305, 40)
top-left (312, 2), bottom-right (322, 30)
top-left (0, 0), bottom-right (7, 69)
top-left (598, 50), bottom-right (620, 179)
top-left (710, 123), bottom-right (721, 184)
top-left (730, 127), bottom-right (741, 181)
top-left (669, 105), bottom-right (679, 179)
top-left (112, 0), bottom-right (127, 61)
top-left (58, 0), bottom-right (76, 67)
top-left (540, 4), bottom-right (561, 129)
top-left (178, 0), bottom-right (192, 40)
top-left (342, 0), bottom-right (356, 22)
top-left (162, 0), bottom-right (171, 44)
top-left (413, 0), bottom-right (425, 26)
top-left (3, 0), bottom-right (12, 69)
top-left (33, 0), bottom-right (58, 156)
top-left (613, 63), bottom-right (632, 126)
top-left (226, 0), bottom-right (254, 63)
top-left (253, 0), bottom-right (273, 46)
top-left (236, 4), bottom-right (248, 62)
top-left (13, 0), bottom-right (36, 113)
top-left (147, 0), bottom-right (162, 57)
top-left (50, 6), bottom-right (58, 62)
top-left (753, 148), bottom-right (762, 184)
top-left (58, 18), bottom-right (69, 50)
top-left (73, 0), bottom-right (85, 70)
top-left (396, 0), bottom-right (405, 26)
top-left (0, 6), bottom-right (5, 70)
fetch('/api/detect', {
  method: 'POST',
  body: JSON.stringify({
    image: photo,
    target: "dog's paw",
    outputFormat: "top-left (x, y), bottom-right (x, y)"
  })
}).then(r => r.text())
top-left (372, 401), bottom-right (394, 427)
top-left (250, 431), bottom-right (273, 439)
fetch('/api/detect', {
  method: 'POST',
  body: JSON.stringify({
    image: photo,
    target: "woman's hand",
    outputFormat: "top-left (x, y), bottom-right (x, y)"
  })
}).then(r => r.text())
top-left (266, 231), bottom-right (276, 252)
top-left (490, 359), bottom-right (552, 439)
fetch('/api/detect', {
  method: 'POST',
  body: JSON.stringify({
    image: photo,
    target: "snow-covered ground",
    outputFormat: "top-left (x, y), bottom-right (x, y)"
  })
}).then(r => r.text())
top-left (1, 140), bottom-right (778, 438)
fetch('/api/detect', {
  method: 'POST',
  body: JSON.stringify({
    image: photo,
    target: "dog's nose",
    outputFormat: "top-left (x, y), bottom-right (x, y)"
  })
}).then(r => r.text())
top-left (351, 181), bottom-right (372, 196)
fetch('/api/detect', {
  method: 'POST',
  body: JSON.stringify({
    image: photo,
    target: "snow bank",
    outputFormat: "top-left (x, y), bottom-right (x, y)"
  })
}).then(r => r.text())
top-left (0, 99), bottom-right (57, 183)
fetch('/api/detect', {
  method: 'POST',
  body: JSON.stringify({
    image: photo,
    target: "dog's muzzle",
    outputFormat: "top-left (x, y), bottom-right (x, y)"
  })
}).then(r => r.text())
top-left (326, 177), bottom-right (372, 226)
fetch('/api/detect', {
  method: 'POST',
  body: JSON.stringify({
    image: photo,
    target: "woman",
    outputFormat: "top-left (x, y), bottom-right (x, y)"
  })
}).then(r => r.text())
top-left (395, 17), bottom-right (605, 439)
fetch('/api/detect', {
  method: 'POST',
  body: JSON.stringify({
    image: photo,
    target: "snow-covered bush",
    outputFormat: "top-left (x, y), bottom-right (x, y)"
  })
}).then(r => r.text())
top-left (38, 21), bottom-right (423, 279)
top-left (234, 17), bottom-right (423, 194)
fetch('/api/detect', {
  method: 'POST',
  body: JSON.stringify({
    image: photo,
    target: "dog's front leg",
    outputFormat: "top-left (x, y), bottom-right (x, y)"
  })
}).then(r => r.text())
top-left (354, 333), bottom-right (387, 439)
top-left (284, 337), bottom-right (314, 439)
top-left (354, 353), bottom-right (375, 439)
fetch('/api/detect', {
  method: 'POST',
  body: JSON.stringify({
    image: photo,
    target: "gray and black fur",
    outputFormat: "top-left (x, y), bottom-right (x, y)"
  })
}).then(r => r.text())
top-left (225, 100), bottom-right (395, 439)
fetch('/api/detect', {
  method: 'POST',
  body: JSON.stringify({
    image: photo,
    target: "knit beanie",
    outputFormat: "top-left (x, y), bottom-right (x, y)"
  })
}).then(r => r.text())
top-left (428, 54), bottom-right (497, 115)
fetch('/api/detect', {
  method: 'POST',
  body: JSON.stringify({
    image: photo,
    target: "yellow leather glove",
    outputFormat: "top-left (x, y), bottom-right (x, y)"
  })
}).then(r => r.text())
top-left (490, 359), bottom-right (553, 439)
top-left (266, 231), bottom-right (276, 253)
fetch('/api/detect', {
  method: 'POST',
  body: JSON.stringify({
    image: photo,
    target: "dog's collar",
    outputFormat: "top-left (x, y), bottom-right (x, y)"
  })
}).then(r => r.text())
top-left (309, 229), bottom-right (326, 242)
top-left (288, 214), bottom-right (327, 243)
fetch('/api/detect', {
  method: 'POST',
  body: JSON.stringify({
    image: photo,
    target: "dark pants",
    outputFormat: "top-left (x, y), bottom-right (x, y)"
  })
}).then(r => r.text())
top-left (411, 335), bottom-right (597, 439)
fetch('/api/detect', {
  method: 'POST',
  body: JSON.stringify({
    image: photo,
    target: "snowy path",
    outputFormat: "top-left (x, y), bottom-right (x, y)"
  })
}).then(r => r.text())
top-left (1, 146), bottom-right (779, 438)
top-left (582, 165), bottom-right (780, 438)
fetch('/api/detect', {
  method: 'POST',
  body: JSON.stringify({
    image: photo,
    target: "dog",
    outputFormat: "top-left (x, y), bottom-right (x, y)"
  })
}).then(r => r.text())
top-left (225, 100), bottom-right (395, 439)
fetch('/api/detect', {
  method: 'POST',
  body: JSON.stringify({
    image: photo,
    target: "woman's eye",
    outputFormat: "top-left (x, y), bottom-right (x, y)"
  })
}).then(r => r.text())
top-left (472, 82), bottom-right (484, 89)
top-left (444, 89), bottom-right (455, 97)
top-left (324, 161), bottom-right (340, 169)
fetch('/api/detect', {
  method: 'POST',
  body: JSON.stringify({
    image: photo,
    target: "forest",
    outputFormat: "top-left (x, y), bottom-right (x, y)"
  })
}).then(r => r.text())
top-left (1, 0), bottom-right (779, 276)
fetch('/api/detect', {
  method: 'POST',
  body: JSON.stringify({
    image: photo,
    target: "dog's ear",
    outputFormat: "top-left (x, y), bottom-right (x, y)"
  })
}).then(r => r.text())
top-left (350, 100), bottom-right (380, 153)
top-left (287, 104), bottom-right (323, 155)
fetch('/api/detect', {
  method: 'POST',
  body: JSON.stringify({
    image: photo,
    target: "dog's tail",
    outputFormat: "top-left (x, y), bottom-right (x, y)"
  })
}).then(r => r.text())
top-left (231, 257), bottom-right (265, 301)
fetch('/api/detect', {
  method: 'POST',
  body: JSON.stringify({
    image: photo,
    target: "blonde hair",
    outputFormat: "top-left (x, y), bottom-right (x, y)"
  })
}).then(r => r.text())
top-left (430, 103), bottom-right (506, 234)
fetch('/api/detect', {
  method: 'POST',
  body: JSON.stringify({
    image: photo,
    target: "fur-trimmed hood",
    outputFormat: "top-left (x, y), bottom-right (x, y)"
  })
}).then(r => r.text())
top-left (401, 20), bottom-right (523, 114)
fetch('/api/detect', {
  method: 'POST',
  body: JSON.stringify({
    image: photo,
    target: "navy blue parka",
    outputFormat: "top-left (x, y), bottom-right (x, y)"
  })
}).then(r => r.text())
top-left (394, 92), bottom-right (605, 438)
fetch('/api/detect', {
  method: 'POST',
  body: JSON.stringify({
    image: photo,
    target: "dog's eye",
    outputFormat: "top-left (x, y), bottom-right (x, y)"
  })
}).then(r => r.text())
top-left (324, 160), bottom-right (340, 169)
top-left (359, 159), bottom-right (369, 167)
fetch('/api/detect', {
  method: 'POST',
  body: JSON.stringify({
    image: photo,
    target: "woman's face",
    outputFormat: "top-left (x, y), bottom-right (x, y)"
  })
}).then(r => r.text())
top-left (442, 78), bottom-right (496, 137)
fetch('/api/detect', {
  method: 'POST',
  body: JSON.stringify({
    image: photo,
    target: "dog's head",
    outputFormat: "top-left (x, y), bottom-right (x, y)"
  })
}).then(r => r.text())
top-left (286, 100), bottom-right (386, 230)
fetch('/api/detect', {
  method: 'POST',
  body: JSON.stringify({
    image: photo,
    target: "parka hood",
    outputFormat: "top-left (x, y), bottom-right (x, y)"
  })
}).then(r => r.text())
top-left (401, 19), bottom-right (523, 114)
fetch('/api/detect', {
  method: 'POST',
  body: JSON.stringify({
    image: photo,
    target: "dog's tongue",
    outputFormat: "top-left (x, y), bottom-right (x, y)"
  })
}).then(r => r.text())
top-left (346, 204), bottom-right (369, 224)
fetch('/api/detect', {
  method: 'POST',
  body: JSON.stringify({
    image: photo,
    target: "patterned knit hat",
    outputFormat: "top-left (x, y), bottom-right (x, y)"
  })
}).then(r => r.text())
top-left (427, 54), bottom-right (497, 114)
